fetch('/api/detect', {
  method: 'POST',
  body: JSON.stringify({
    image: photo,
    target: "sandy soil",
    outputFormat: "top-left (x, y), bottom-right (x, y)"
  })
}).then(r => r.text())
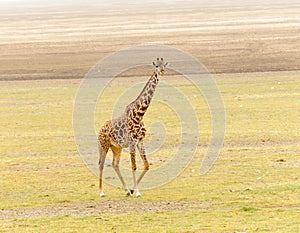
top-left (0, 0), bottom-right (299, 80)
top-left (1, 196), bottom-right (298, 220)
top-left (0, 199), bottom-right (209, 220)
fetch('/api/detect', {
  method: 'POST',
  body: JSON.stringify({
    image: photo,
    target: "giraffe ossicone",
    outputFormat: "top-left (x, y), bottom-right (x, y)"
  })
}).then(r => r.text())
top-left (98, 58), bottom-right (168, 197)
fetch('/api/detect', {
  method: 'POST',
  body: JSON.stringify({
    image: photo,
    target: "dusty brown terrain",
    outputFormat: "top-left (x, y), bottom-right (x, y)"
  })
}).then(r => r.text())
top-left (0, 0), bottom-right (299, 81)
top-left (2, 197), bottom-right (297, 220)
top-left (0, 200), bottom-right (209, 220)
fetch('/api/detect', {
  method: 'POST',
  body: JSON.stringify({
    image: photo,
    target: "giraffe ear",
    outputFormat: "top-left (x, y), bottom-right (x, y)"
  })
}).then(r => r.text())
top-left (164, 62), bottom-right (169, 67)
top-left (152, 62), bottom-right (156, 66)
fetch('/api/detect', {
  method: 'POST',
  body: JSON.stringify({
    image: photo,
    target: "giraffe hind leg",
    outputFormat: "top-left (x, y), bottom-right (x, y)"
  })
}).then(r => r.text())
top-left (111, 146), bottom-right (130, 196)
top-left (98, 144), bottom-right (108, 198)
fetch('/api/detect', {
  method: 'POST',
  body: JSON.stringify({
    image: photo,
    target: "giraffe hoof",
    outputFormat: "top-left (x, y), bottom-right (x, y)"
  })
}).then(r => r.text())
top-left (100, 192), bottom-right (105, 198)
top-left (136, 192), bottom-right (141, 198)
top-left (125, 191), bottom-right (131, 196)
top-left (130, 189), bottom-right (134, 195)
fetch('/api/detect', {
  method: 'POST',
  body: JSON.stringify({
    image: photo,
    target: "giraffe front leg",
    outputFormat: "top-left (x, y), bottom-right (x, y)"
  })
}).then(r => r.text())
top-left (130, 147), bottom-right (141, 197)
top-left (136, 142), bottom-right (149, 187)
top-left (131, 168), bottom-right (141, 198)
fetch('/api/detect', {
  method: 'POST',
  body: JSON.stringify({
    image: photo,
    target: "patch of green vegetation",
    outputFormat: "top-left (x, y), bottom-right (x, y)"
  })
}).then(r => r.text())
top-left (242, 206), bottom-right (258, 212)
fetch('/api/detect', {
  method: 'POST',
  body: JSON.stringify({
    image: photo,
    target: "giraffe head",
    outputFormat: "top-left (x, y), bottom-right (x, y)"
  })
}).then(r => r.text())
top-left (152, 58), bottom-right (168, 76)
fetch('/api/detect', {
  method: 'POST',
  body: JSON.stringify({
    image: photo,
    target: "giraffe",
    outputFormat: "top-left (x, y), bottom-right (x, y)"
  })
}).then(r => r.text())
top-left (98, 58), bottom-right (168, 198)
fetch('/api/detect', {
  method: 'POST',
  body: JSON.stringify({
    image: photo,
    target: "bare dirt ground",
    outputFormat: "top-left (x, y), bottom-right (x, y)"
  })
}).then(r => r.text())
top-left (0, 0), bottom-right (299, 81)
top-left (1, 196), bottom-right (298, 220)
top-left (0, 200), bottom-right (209, 220)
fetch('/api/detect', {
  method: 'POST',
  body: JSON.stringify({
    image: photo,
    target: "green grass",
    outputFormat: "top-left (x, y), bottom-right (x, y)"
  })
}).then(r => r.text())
top-left (0, 71), bottom-right (299, 232)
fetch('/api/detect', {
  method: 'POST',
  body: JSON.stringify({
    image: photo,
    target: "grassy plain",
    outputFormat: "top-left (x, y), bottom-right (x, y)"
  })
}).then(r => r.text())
top-left (0, 0), bottom-right (299, 232)
top-left (1, 71), bottom-right (299, 232)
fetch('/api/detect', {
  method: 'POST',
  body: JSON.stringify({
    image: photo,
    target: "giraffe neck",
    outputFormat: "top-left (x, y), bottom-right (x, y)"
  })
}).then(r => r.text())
top-left (125, 71), bottom-right (159, 122)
